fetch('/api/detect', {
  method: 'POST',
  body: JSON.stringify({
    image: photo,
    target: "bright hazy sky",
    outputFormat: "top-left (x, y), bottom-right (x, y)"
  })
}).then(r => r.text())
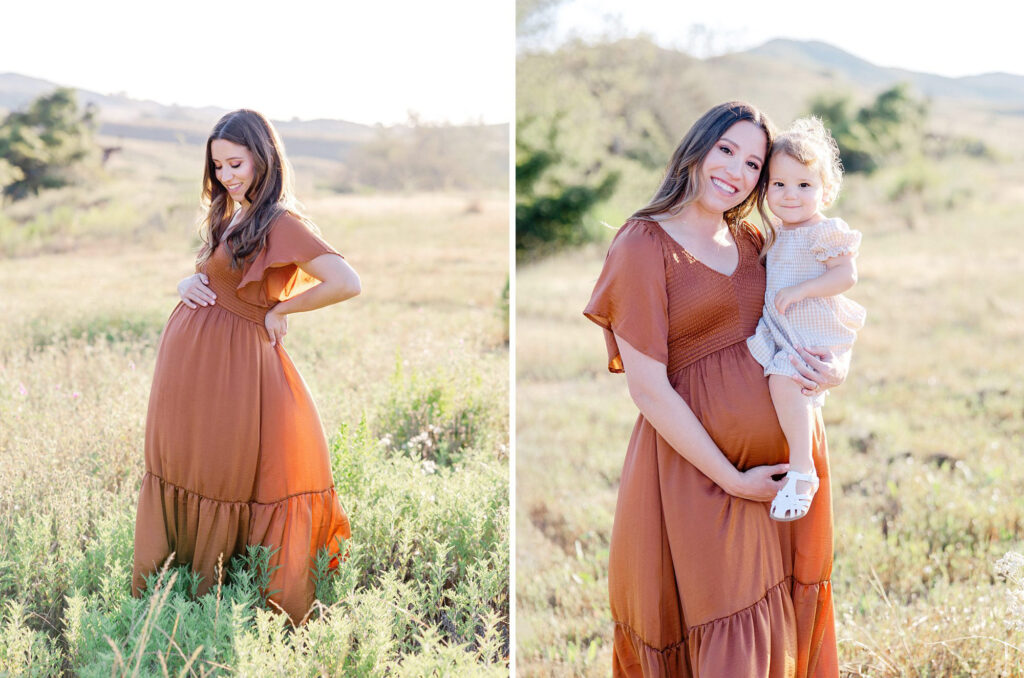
top-left (1, 0), bottom-right (512, 125)
top-left (543, 0), bottom-right (1024, 78)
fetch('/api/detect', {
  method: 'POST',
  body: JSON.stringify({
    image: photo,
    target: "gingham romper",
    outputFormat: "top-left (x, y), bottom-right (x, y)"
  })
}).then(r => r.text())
top-left (746, 217), bottom-right (866, 406)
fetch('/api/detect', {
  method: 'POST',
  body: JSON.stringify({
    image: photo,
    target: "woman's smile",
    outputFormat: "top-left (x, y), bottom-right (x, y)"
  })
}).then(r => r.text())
top-left (710, 176), bottom-right (739, 195)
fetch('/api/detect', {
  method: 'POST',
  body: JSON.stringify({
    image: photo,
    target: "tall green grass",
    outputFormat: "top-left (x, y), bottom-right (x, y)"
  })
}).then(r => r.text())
top-left (0, 409), bottom-right (506, 677)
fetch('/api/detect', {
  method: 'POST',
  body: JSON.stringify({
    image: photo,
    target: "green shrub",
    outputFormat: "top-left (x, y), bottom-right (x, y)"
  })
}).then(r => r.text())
top-left (0, 601), bottom-right (63, 678)
top-left (515, 118), bottom-right (619, 261)
top-left (373, 364), bottom-right (498, 468)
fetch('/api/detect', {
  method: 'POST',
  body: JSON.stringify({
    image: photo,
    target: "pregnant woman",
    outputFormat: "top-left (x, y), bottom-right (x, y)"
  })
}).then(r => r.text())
top-left (132, 109), bottom-right (361, 624)
top-left (585, 102), bottom-right (842, 677)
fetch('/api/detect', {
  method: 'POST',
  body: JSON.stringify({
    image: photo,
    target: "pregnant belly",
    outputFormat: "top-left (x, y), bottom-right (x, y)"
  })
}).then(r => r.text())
top-left (145, 302), bottom-right (269, 497)
top-left (670, 341), bottom-right (788, 470)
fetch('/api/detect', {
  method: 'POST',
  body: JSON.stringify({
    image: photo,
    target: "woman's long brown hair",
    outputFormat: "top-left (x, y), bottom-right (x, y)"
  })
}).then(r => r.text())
top-left (632, 101), bottom-right (777, 253)
top-left (195, 109), bottom-right (309, 270)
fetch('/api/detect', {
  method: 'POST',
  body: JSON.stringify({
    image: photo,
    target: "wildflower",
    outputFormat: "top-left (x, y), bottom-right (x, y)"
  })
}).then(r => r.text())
top-left (995, 551), bottom-right (1024, 631)
top-left (72, 392), bottom-right (81, 399)
top-left (17, 382), bottom-right (27, 396)
top-left (995, 551), bottom-right (1024, 577)
top-left (129, 360), bottom-right (136, 371)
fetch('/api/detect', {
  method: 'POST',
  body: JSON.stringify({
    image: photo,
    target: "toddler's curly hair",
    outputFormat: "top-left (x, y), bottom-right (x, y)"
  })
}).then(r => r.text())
top-left (773, 117), bottom-right (843, 208)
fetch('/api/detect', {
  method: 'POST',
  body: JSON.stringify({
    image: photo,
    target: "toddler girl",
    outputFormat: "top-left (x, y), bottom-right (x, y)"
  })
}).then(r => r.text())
top-left (746, 116), bottom-right (866, 521)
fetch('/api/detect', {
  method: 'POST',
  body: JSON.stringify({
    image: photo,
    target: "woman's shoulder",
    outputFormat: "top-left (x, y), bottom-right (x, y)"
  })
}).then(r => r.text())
top-left (268, 210), bottom-right (315, 233)
top-left (607, 217), bottom-right (663, 254)
top-left (264, 210), bottom-right (327, 249)
top-left (737, 219), bottom-right (766, 249)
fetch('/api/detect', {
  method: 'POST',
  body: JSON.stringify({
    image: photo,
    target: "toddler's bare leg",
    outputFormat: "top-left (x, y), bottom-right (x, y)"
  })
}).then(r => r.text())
top-left (769, 373), bottom-right (816, 494)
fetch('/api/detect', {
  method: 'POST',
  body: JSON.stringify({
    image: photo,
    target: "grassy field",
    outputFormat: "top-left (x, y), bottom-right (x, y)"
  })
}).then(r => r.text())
top-left (0, 136), bottom-right (510, 676)
top-left (515, 154), bottom-right (1024, 676)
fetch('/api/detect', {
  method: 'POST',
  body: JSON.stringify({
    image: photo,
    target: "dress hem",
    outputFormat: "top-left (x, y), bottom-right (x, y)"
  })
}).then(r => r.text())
top-left (141, 471), bottom-right (340, 506)
top-left (613, 574), bottom-right (831, 651)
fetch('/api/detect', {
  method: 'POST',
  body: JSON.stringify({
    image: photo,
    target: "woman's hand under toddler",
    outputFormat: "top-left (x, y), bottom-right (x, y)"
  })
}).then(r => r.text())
top-left (791, 346), bottom-right (850, 396)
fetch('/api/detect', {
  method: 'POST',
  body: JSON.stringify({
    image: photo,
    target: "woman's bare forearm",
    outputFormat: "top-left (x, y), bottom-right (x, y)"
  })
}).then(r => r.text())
top-left (629, 373), bottom-right (745, 493)
top-left (617, 334), bottom-right (788, 501)
top-left (272, 255), bottom-right (361, 316)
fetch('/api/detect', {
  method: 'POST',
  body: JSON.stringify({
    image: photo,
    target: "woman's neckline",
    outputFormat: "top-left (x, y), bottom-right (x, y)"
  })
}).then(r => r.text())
top-left (646, 216), bottom-right (741, 278)
top-left (222, 209), bottom-right (245, 240)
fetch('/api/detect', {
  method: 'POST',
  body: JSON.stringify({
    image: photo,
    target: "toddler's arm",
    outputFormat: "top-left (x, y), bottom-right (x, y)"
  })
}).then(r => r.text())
top-left (774, 254), bottom-right (857, 314)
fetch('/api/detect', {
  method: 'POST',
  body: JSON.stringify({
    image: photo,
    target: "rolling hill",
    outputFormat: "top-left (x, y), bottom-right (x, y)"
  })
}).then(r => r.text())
top-left (0, 72), bottom-right (379, 162)
top-left (745, 39), bottom-right (1024, 107)
top-left (707, 38), bottom-right (1024, 147)
top-left (0, 72), bottom-right (508, 188)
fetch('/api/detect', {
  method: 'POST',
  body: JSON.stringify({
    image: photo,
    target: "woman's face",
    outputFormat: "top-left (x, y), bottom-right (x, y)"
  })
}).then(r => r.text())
top-left (696, 120), bottom-right (767, 215)
top-left (211, 139), bottom-right (256, 205)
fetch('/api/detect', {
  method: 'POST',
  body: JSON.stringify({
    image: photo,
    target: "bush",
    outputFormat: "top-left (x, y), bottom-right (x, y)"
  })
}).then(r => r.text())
top-left (0, 88), bottom-right (98, 201)
top-left (515, 121), bottom-right (618, 261)
top-left (810, 84), bottom-right (927, 175)
top-left (373, 364), bottom-right (499, 468)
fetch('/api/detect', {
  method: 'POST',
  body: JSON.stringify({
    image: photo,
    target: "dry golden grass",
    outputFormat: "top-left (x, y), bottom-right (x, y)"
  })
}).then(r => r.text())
top-left (515, 154), bottom-right (1024, 676)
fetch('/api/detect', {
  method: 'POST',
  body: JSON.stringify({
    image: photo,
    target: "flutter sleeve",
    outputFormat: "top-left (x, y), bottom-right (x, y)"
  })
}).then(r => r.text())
top-left (810, 218), bottom-right (862, 262)
top-left (237, 213), bottom-right (342, 307)
top-left (583, 220), bottom-right (669, 373)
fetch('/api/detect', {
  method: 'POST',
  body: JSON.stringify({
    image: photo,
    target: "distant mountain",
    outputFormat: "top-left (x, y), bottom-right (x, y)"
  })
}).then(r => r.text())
top-left (0, 72), bottom-right (61, 108)
top-left (0, 72), bottom-right (229, 124)
top-left (0, 72), bottom-right (510, 162)
top-left (0, 73), bottom-right (402, 162)
top-left (744, 40), bottom-right (895, 88)
top-left (743, 39), bottom-right (1024, 107)
top-left (0, 72), bottom-right (508, 188)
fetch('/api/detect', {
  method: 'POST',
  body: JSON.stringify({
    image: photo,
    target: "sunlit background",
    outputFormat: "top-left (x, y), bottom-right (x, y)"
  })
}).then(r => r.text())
top-left (3, 0), bottom-right (512, 124)
top-left (516, 2), bottom-right (1024, 676)
top-left (0, 3), bottom-right (511, 674)
top-left (525, 0), bottom-right (1024, 78)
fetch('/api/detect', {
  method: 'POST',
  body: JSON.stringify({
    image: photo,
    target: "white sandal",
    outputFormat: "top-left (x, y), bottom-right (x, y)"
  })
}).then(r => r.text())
top-left (770, 470), bottom-right (819, 522)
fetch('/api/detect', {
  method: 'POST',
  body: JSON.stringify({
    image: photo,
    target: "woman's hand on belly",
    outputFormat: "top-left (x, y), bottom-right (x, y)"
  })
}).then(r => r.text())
top-left (177, 273), bottom-right (217, 309)
top-left (724, 464), bottom-right (791, 502)
top-left (617, 333), bottom-right (787, 500)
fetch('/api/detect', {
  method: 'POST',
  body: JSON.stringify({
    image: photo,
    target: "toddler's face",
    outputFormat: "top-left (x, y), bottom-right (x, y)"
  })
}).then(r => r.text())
top-left (766, 153), bottom-right (825, 228)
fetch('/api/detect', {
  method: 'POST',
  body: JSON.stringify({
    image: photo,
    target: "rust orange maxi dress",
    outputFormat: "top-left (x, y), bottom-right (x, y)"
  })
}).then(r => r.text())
top-left (584, 218), bottom-right (839, 678)
top-left (132, 213), bottom-right (351, 624)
